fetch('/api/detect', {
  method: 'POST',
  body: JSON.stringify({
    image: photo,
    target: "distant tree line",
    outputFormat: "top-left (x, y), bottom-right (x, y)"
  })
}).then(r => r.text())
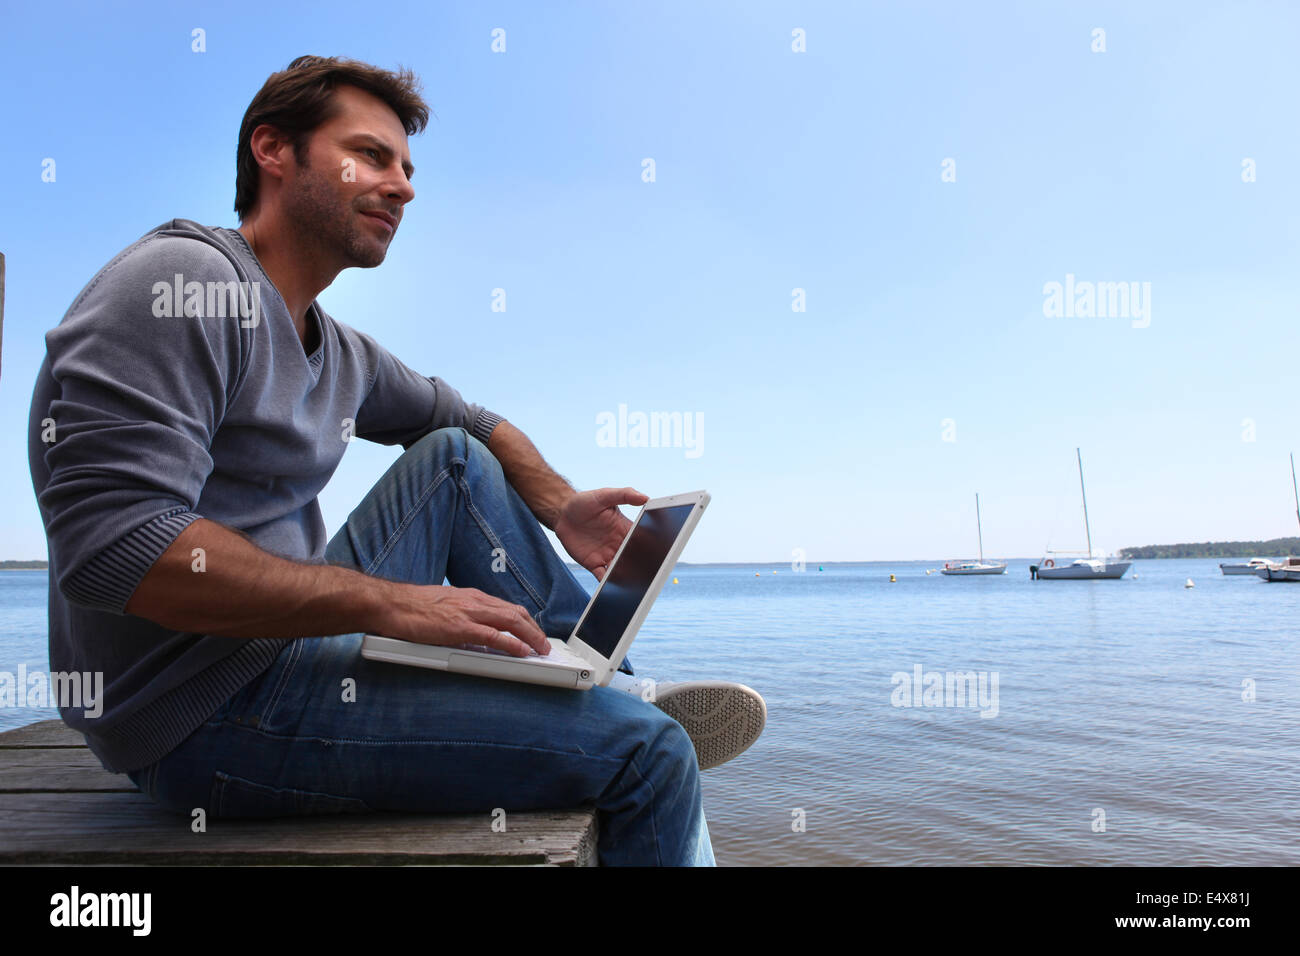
top-left (0, 560), bottom-right (47, 569)
top-left (1120, 538), bottom-right (1300, 559)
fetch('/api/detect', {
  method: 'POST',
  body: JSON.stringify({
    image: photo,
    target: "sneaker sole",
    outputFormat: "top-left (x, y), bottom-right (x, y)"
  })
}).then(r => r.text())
top-left (652, 681), bottom-right (766, 771)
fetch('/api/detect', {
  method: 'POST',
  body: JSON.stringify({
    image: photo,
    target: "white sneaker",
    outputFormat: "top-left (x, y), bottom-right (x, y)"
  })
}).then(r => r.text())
top-left (606, 672), bottom-right (767, 770)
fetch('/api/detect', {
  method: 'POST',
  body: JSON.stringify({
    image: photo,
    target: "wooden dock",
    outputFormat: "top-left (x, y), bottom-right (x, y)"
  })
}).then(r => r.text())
top-left (0, 719), bottom-right (597, 865)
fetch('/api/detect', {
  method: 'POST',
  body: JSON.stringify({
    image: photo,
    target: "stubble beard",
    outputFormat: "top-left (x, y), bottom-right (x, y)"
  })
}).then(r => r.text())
top-left (285, 156), bottom-right (389, 269)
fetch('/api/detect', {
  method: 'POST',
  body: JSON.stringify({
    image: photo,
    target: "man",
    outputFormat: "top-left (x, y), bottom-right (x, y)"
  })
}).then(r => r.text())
top-left (27, 55), bottom-right (764, 866)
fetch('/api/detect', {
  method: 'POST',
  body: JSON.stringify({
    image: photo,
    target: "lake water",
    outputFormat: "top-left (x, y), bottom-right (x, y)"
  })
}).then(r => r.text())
top-left (3, 561), bottom-right (1297, 866)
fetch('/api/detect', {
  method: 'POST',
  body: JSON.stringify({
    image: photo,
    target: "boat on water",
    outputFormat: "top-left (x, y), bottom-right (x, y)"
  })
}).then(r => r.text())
top-left (942, 561), bottom-right (1007, 574)
top-left (1037, 555), bottom-right (1131, 579)
top-left (1255, 454), bottom-right (1300, 582)
top-left (1257, 557), bottom-right (1300, 582)
top-left (1035, 449), bottom-right (1131, 580)
top-left (1220, 558), bottom-right (1271, 575)
top-left (941, 493), bottom-right (1006, 575)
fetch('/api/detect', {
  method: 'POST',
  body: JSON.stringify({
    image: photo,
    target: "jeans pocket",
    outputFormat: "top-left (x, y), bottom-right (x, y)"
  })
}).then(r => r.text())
top-left (252, 638), bottom-right (308, 732)
top-left (209, 770), bottom-right (373, 818)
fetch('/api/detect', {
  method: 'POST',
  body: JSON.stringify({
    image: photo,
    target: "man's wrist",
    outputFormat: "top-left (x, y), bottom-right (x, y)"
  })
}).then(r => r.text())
top-left (331, 565), bottom-right (405, 635)
top-left (486, 421), bottom-right (577, 530)
top-left (536, 488), bottom-right (578, 531)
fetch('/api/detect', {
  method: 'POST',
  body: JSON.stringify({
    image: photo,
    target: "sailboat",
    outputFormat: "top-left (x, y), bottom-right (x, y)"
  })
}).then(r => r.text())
top-left (941, 493), bottom-right (1007, 574)
top-left (1256, 454), bottom-right (1300, 582)
top-left (1221, 557), bottom-right (1273, 575)
top-left (1035, 449), bottom-right (1131, 580)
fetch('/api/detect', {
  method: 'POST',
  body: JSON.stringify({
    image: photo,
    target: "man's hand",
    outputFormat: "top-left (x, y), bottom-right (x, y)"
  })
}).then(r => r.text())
top-left (379, 584), bottom-right (552, 658)
top-left (555, 487), bottom-right (649, 581)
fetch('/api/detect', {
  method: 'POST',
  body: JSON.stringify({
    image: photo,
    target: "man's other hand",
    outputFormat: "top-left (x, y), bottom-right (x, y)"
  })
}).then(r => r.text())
top-left (555, 487), bottom-right (649, 581)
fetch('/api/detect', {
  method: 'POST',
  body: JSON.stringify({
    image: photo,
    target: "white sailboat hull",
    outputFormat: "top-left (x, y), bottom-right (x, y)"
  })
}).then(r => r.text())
top-left (940, 563), bottom-right (1007, 575)
top-left (1037, 561), bottom-right (1131, 580)
top-left (1257, 565), bottom-right (1300, 582)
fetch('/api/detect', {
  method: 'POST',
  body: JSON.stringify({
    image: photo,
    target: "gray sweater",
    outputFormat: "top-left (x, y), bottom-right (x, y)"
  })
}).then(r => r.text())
top-left (27, 219), bottom-right (504, 772)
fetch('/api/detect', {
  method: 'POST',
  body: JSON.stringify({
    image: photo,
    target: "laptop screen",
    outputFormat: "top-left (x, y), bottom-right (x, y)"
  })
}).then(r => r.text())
top-left (572, 503), bottom-right (697, 660)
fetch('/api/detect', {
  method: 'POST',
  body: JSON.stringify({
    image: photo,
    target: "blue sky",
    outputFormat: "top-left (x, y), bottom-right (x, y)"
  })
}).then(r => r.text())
top-left (2, 0), bottom-right (1298, 564)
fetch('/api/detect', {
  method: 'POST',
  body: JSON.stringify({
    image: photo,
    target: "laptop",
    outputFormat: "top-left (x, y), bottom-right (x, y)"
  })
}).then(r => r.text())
top-left (359, 490), bottom-right (709, 689)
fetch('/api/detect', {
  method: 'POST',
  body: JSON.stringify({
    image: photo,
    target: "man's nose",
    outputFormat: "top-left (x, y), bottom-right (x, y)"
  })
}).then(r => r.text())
top-left (387, 175), bottom-right (415, 206)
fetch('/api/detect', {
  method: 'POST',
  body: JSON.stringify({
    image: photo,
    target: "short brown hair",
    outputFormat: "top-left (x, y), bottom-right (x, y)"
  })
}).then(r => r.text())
top-left (234, 55), bottom-right (431, 220)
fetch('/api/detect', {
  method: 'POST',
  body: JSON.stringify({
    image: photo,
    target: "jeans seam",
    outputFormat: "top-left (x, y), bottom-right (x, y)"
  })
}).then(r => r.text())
top-left (456, 470), bottom-right (549, 612)
top-left (212, 769), bottom-right (374, 814)
top-left (363, 466), bottom-right (452, 576)
top-left (220, 722), bottom-right (632, 761)
top-left (261, 638), bottom-right (304, 724)
top-left (622, 745), bottom-right (664, 865)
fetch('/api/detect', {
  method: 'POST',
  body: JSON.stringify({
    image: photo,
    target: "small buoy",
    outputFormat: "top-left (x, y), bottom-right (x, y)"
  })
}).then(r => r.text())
top-left (672, 577), bottom-right (678, 584)
top-left (1185, 578), bottom-right (1194, 588)
top-left (755, 572), bottom-right (760, 577)
top-left (818, 565), bottom-right (823, 572)
top-left (772, 570), bottom-right (777, 574)
top-left (889, 574), bottom-right (896, 583)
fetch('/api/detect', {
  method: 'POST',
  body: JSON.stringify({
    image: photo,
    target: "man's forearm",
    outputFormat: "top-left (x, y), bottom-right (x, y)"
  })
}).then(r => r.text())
top-left (486, 420), bottom-right (576, 530)
top-left (123, 518), bottom-right (396, 639)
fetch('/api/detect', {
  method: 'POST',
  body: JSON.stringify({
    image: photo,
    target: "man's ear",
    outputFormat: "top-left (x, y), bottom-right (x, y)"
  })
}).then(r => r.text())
top-left (247, 124), bottom-right (298, 187)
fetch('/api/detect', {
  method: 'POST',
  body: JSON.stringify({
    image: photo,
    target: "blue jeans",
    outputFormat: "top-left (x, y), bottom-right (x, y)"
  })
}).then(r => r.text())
top-left (127, 427), bottom-right (714, 866)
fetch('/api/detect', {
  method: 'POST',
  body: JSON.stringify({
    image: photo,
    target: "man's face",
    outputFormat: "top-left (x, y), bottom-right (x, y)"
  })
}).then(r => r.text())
top-left (281, 85), bottom-right (415, 269)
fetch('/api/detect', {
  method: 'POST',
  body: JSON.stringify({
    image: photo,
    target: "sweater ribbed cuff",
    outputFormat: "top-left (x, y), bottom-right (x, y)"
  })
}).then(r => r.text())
top-left (63, 508), bottom-right (203, 615)
top-left (470, 409), bottom-right (506, 445)
top-left (80, 637), bottom-right (283, 773)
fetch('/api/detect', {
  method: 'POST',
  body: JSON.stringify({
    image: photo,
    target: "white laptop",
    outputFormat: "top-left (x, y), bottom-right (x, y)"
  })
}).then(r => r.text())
top-left (360, 490), bottom-right (709, 690)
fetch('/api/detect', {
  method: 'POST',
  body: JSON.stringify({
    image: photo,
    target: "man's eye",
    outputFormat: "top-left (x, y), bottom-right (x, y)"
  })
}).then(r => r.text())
top-left (364, 148), bottom-right (380, 160)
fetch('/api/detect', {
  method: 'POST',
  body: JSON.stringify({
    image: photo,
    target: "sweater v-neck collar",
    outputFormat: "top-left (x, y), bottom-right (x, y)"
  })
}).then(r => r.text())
top-left (226, 227), bottom-right (324, 367)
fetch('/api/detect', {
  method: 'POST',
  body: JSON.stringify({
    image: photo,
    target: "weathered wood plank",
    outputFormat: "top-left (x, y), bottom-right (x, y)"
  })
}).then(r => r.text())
top-left (0, 719), bottom-right (86, 748)
top-left (0, 793), bottom-right (597, 865)
top-left (0, 748), bottom-right (136, 793)
top-left (0, 719), bottom-right (598, 864)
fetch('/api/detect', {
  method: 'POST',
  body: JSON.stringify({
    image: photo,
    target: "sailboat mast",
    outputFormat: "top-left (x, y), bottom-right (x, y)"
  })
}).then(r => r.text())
top-left (976, 493), bottom-right (985, 564)
top-left (1291, 453), bottom-right (1299, 533)
top-left (1077, 448), bottom-right (1093, 559)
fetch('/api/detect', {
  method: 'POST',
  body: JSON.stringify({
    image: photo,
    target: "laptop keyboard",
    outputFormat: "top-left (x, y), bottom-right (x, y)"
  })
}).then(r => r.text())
top-left (454, 641), bottom-right (587, 667)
